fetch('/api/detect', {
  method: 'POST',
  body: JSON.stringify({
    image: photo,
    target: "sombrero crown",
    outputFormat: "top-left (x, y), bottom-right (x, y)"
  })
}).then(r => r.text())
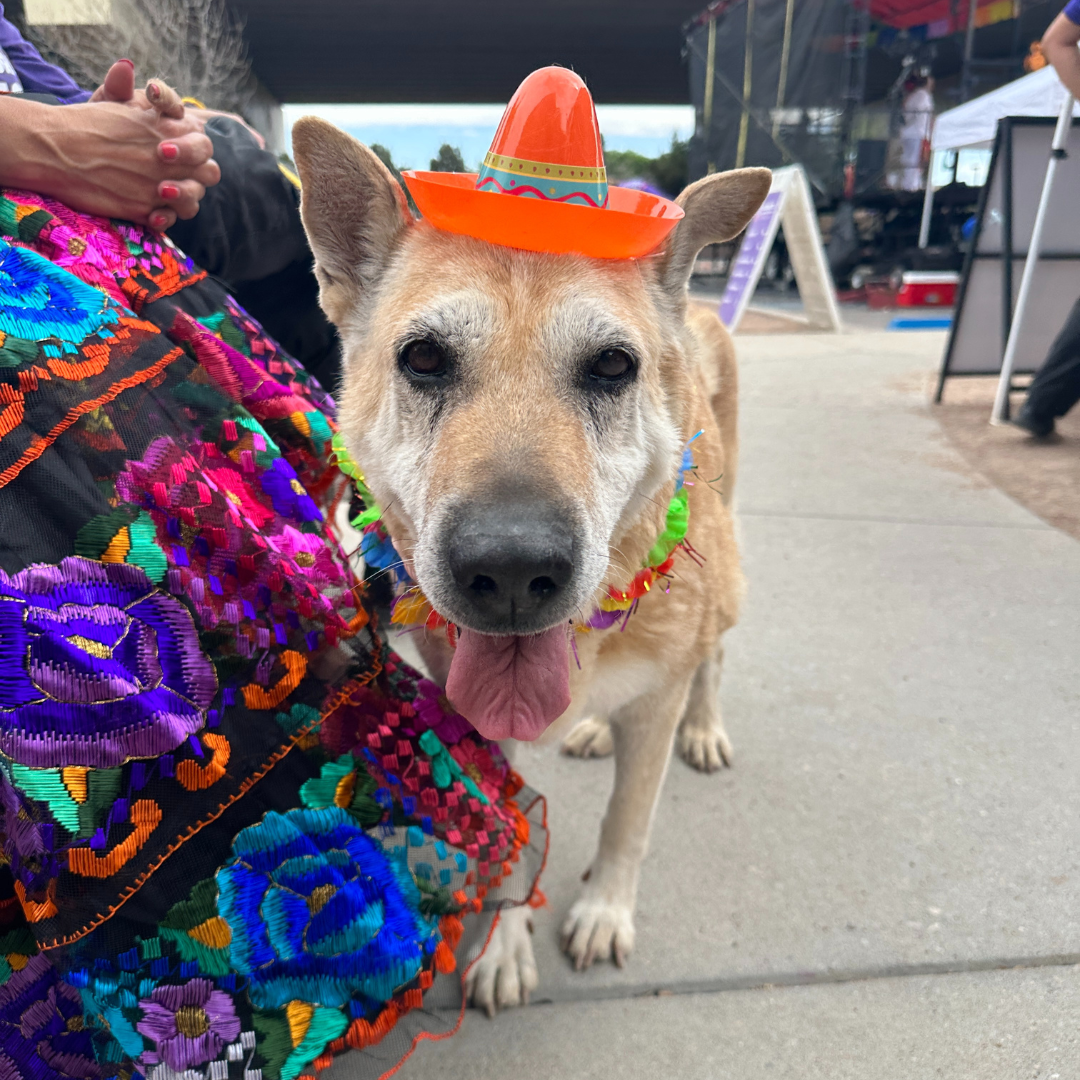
top-left (403, 67), bottom-right (683, 260)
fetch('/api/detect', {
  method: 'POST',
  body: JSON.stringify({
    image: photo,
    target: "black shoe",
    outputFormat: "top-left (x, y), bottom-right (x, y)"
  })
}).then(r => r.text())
top-left (1008, 405), bottom-right (1055, 438)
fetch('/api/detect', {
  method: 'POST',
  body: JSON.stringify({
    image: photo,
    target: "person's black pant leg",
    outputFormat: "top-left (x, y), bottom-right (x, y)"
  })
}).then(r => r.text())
top-left (1024, 296), bottom-right (1080, 421)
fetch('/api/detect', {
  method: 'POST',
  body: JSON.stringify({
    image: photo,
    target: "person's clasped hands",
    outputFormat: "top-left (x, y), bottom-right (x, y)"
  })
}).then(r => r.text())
top-left (4, 58), bottom-right (219, 229)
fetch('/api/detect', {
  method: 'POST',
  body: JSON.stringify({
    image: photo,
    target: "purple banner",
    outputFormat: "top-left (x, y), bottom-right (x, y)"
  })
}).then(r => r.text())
top-left (718, 191), bottom-right (782, 327)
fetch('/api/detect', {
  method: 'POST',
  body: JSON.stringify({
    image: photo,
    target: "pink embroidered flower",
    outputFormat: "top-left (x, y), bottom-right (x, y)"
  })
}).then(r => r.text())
top-left (136, 978), bottom-right (240, 1071)
top-left (449, 738), bottom-right (505, 802)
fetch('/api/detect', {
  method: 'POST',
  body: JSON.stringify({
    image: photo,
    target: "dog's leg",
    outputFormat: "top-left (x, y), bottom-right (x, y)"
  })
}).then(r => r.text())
top-left (465, 904), bottom-right (538, 1017)
top-left (561, 675), bottom-right (692, 969)
top-left (676, 641), bottom-right (733, 772)
top-left (560, 715), bottom-right (614, 758)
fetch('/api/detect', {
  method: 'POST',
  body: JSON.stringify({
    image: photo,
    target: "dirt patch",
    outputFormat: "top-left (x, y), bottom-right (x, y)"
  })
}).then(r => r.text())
top-left (934, 377), bottom-right (1080, 540)
top-left (734, 307), bottom-right (811, 334)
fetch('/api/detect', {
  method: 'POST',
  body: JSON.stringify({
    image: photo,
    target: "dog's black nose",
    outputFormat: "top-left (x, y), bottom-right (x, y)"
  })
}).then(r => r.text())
top-left (446, 498), bottom-right (574, 632)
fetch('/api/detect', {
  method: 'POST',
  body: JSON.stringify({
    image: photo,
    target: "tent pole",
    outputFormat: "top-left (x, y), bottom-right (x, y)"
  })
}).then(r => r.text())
top-left (991, 91), bottom-right (1074, 424)
top-left (773, 0), bottom-right (795, 140)
top-left (918, 177), bottom-right (935, 247)
top-left (961, 0), bottom-right (978, 102)
top-left (704, 17), bottom-right (717, 173)
top-left (736, 0), bottom-right (755, 169)
top-left (918, 126), bottom-right (936, 248)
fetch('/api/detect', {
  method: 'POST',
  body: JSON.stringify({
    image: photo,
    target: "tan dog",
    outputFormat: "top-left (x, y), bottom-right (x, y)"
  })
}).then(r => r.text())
top-left (292, 117), bottom-right (769, 1013)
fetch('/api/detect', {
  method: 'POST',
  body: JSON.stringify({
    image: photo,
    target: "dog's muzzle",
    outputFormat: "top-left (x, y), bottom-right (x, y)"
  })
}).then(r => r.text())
top-left (440, 491), bottom-right (579, 635)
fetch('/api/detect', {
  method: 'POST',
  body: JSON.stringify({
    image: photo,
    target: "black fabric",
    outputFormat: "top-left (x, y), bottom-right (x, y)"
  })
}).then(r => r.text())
top-left (232, 255), bottom-right (341, 393)
top-left (167, 116), bottom-right (308, 284)
top-left (1023, 296), bottom-right (1080, 422)
top-left (167, 116), bottom-right (340, 385)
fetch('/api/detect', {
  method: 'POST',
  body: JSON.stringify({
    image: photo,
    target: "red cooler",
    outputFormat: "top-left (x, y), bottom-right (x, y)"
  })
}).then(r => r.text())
top-left (896, 271), bottom-right (959, 307)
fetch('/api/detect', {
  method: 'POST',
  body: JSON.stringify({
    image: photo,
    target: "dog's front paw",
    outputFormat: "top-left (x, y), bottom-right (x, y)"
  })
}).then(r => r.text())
top-left (677, 722), bottom-right (733, 772)
top-left (560, 895), bottom-right (635, 970)
top-left (560, 716), bottom-right (614, 758)
top-left (465, 905), bottom-right (538, 1017)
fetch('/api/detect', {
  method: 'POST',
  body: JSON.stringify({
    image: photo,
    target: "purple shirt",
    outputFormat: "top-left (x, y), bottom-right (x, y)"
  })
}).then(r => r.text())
top-left (1065, 0), bottom-right (1080, 24)
top-left (0, 3), bottom-right (91, 102)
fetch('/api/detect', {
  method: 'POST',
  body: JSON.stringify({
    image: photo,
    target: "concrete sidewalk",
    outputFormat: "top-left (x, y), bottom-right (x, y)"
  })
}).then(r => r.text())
top-left (393, 329), bottom-right (1080, 1078)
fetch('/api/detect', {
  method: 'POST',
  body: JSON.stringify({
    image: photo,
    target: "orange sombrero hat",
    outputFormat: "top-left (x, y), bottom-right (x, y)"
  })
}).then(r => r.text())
top-left (402, 67), bottom-right (683, 260)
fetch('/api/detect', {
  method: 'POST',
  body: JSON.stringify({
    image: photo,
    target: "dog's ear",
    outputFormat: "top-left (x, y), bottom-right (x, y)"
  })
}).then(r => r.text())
top-left (658, 168), bottom-right (772, 296)
top-left (291, 116), bottom-right (411, 323)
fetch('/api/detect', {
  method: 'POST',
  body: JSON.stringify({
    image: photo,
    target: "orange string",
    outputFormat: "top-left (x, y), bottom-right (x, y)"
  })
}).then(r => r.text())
top-left (241, 649), bottom-right (307, 710)
top-left (66, 800), bottom-right (163, 879)
top-left (176, 733), bottom-right (231, 791)
top-left (0, 346), bottom-right (182, 488)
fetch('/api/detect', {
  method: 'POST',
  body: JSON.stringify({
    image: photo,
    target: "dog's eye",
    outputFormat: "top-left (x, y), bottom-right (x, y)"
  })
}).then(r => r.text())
top-left (401, 340), bottom-right (448, 378)
top-left (590, 348), bottom-right (633, 382)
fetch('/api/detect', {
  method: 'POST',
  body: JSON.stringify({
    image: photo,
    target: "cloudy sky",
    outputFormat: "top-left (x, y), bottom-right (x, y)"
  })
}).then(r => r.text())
top-left (281, 103), bottom-right (695, 170)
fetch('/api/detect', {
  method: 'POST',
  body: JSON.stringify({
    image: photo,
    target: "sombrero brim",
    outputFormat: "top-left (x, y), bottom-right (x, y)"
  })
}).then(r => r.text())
top-left (402, 171), bottom-right (684, 260)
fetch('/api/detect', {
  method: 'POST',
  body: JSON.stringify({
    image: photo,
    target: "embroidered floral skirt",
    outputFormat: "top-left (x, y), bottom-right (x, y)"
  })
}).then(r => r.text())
top-left (0, 190), bottom-right (547, 1080)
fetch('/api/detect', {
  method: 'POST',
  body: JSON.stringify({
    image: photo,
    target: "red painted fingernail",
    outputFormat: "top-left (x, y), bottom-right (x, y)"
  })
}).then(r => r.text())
top-left (150, 213), bottom-right (168, 229)
top-left (161, 184), bottom-right (179, 199)
top-left (118, 58), bottom-right (134, 68)
top-left (160, 143), bottom-right (178, 160)
top-left (148, 82), bottom-right (161, 99)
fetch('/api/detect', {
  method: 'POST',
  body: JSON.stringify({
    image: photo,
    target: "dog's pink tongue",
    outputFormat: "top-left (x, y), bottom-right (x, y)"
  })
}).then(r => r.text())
top-left (446, 625), bottom-right (571, 741)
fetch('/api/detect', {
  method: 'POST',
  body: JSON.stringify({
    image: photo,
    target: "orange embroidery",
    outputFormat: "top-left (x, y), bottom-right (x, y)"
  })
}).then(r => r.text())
top-left (176, 733), bottom-right (231, 791)
top-left (433, 939), bottom-right (456, 974)
top-left (46, 342), bottom-right (111, 381)
top-left (241, 649), bottom-right (307, 710)
top-left (16, 366), bottom-right (50, 393)
top-left (39, 661), bottom-right (382, 951)
top-left (0, 346), bottom-right (181, 488)
top-left (67, 799), bottom-right (162, 878)
top-left (0, 383), bottom-right (25, 438)
top-left (14, 878), bottom-right (57, 923)
top-left (121, 261), bottom-right (206, 310)
top-left (344, 1004), bottom-right (399, 1050)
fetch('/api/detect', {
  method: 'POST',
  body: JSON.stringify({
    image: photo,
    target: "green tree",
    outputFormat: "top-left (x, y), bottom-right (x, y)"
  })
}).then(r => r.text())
top-left (369, 144), bottom-right (418, 216)
top-left (430, 144), bottom-right (467, 172)
top-left (603, 136), bottom-right (689, 198)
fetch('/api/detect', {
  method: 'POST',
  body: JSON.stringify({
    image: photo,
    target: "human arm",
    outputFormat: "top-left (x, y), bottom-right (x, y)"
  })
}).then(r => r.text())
top-left (0, 92), bottom-right (219, 227)
top-left (1043, 9), bottom-right (1080, 100)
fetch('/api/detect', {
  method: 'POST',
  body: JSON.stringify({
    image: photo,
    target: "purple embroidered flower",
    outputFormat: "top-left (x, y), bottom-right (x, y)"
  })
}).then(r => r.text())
top-left (136, 978), bottom-right (240, 1071)
top-left (0, 556), bottom-right (216, 768)
top-left (413, 679), bottom-right (474, 745)
top-left (0, 954), bottom-right (102, 1080)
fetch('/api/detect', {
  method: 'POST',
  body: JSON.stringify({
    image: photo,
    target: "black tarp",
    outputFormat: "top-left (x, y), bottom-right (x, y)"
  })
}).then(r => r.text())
top-left (686, 0), bottom-right (855, 192)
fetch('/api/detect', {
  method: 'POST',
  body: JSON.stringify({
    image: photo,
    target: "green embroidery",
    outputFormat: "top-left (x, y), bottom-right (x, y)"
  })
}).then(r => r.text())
top-left (274, 702), bottom-right (321, 736)
top-left (126, 510), bottom-right (167, 583)
top-left (78, 768), bottom-right (123, 839)
top-left (417, 730), bottom-right (489, 805)
top-left (300, 755), bottom-right (382, 827)
top-left (9, 764), bottom-right (80, 834)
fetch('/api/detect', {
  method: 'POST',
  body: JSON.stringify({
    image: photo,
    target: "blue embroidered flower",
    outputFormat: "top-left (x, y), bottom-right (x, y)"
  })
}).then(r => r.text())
top-left (0, 556), bottom-right (217, 769)
top-left (0, 240), bottom-right (119, 353)
top-left (216, 807), bottom-right (437, 1011)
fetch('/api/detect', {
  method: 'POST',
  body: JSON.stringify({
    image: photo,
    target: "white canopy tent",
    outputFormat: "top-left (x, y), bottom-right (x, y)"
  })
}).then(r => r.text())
top-left (932, 66), bottom-right (1079, 152)
top-left (918, 67), bottom-right (1080, 246)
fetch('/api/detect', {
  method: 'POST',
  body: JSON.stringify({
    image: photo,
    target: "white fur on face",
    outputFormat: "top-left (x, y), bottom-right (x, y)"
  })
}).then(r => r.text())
top-left (339, 244), bottom-right (686, 629)
top-left (338, 288), bottom-right (498, 573)
top-left (537, 294), bottom-right (682, 600)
